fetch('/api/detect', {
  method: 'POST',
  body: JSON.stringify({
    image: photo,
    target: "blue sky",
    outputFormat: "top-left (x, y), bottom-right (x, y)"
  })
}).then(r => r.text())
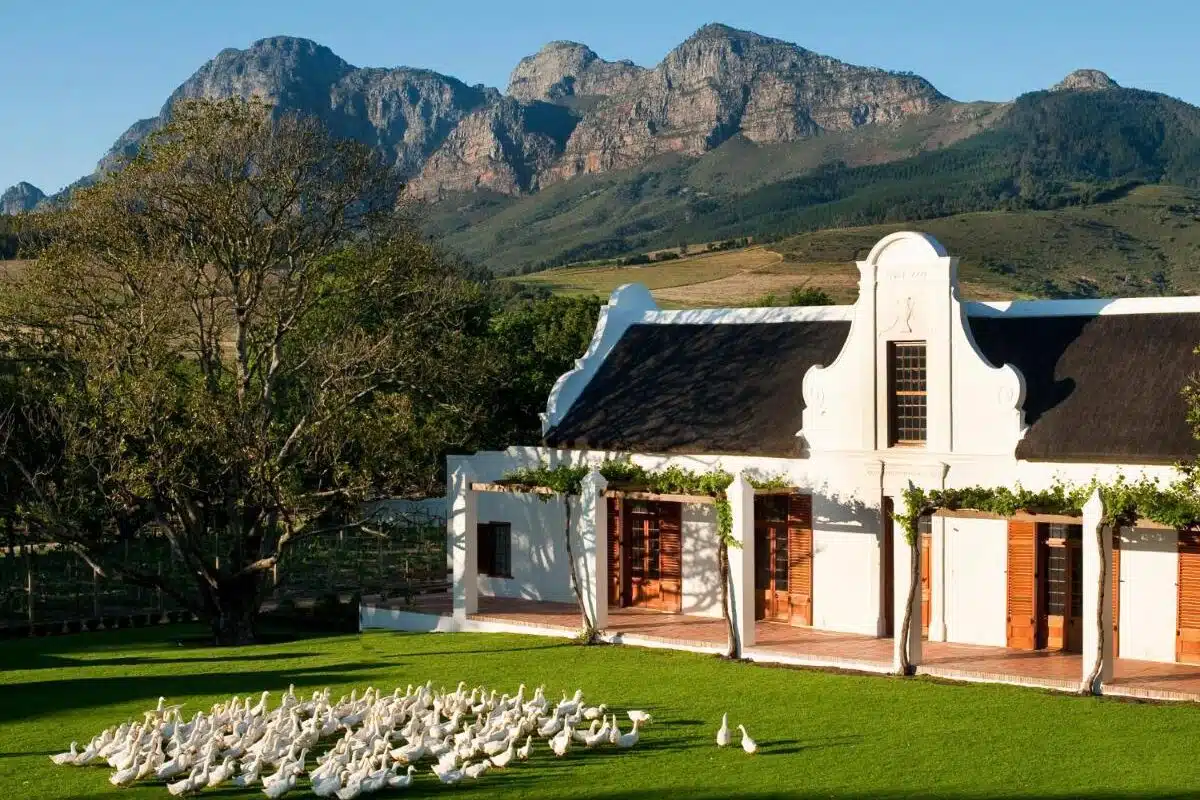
top-left (2, 0), bottom-right (1197, 195)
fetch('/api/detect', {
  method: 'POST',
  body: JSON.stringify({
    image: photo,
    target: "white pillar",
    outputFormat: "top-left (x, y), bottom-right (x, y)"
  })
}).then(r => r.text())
top-left (929, 515), bottom-right (947, 642)
top-left (578, 469), bottom-right (609, 630)
top-left (449, 465), bottom-right (478, 624)
top-left (892, 501), bottom-right (922, 673)
top-left (726, 473), bottom-right (756, 652)
top-left (1081, 488), bottom-right (1113, 692)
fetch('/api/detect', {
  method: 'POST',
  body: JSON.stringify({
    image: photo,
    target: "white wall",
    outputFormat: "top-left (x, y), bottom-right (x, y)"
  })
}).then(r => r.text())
top-left (681, 503), bottom-right (722, 618)
top-left (942, 517), bottom-right (1008, 647)
top-left (1118, 526), bottom-right (1179, 662)
top-left (475, 491), bottom-right (574, 604)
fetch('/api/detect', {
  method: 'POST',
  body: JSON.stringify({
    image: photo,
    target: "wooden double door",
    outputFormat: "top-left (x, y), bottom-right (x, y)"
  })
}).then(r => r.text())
top-left (607, 498), bottom-right (682, 612)
top-left (1006, 521), bottom-right (1085, 652)
top-left (753, 494), bottom-right (813, 626)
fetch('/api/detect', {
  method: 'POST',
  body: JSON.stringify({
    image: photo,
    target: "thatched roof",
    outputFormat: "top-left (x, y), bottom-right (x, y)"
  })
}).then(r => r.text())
top-left (969, 313), bottom-right (1200, 462)
top-left (544, 321), bottom-right (850, 457)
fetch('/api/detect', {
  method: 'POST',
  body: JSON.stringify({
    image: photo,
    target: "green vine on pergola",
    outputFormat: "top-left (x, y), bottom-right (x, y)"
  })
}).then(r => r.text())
top-left (895, 470), bottom-right (1200, 546)
top-left (499, 461), bottom-right (790, 545)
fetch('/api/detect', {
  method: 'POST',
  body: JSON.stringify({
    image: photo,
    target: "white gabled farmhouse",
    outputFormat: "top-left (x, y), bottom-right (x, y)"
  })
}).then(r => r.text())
top-left (381, 232), bottom-right (1200, 685)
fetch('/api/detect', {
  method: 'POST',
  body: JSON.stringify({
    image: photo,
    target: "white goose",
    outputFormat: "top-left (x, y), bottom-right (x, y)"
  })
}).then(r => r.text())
top-left (431, 762), bottom-right (464, 785)
top-left (50, 742), bottom-right (79, 766)
top-left (516, 735), bottom-right (533, 761)
top-left (616, 719), bottom-right (642, 749)
top-left (716, 713), bottom-right (731, 747)
top-left (206, 756), bottom-right (238, 788)
top-left (464, 760), bottom-right (490, 779)
top-left (386, 764), bottom-right (416, 790)
top-left (550, 723), bottom-right (572, 757)
top-left (627, 710), bottom-right (652, 725)
top-left (312, 768), bottom-right (347, 798)
top-left (738, 724), bottom-right (758, 755)
top-left (489, 736), bottom-right (517, 768)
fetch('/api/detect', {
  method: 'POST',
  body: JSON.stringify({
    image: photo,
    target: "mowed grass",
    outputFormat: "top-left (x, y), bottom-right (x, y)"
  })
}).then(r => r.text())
top-left (4, 628), bottom-right (1200, 799)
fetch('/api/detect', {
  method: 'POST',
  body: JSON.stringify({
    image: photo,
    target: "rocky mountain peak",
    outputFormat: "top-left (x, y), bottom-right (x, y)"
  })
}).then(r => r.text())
top-left (507, 40), bottom-right (645, 102)
top-left (1053, 69), bottom-right (1119, 92)
top-left (689, 22), bottom-right (746, 40)
top-left (550, 24), bottom-right (946, 180)
top-left (1, 182), bottom-right (46, 215)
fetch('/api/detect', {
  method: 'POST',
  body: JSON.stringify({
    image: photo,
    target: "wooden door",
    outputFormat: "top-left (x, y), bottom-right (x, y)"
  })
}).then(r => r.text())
top-left (788, 494), bottom-right (814, 626)
top-left (754, 495), bottom-right (790, 622)
top-left (1177, 530), bottom-right (1200, 663)
top-left (627, 501), bottom-right (661, 608)
top-left (1006, 520), bottom-right (1039, 649)
top-left (1044, 537), bottom-right (1069, 650)
top-left (882, 498), bottom-right (895, 638)
top-left (920, 525), bottom-right (932, 638)
top-left (626, 501), bottom-right (681, 612)
top-left (754, 524), bottom-right (789, 621)
top-left (607, 498), bottom-right (623, 608)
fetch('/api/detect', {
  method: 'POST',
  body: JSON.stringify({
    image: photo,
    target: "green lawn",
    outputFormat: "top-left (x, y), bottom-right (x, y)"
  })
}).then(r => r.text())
top-left (3, 627), bottom-right (1200, 799)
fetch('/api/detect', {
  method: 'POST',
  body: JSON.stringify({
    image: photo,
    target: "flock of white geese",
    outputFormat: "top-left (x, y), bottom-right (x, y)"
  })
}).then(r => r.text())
top-left (48, 681), bottom-right (724, 797)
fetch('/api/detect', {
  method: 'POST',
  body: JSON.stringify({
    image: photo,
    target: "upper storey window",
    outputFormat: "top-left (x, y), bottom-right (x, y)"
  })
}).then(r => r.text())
top-left (888, 341), bottom-right (927, 446)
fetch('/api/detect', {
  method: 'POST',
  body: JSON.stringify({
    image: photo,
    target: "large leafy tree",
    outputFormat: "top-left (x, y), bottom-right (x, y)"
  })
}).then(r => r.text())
top-left (0, 97), bottom-right (481, 644)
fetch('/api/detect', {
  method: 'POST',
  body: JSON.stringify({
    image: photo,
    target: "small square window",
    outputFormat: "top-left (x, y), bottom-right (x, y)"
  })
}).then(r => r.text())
top-left (477, 522), bottom-right (512, 578)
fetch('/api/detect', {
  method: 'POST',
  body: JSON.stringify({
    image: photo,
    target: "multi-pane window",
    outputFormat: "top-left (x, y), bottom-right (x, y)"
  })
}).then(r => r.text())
top-left (629, 502), bottom-right (661, 580)
top-left (1046, 545), bottom-right (1068, 616)
top-left (888, 341), bottom-right (927, 446)
top-left (1042, 523), bottom-right (1083, 618)
top-left (754, 496), bottom-right (790, 592)
top-left (477, 522), bottom-right (512, 578)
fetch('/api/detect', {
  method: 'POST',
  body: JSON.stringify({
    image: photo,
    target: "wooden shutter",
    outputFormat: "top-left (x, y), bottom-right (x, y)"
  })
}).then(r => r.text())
top-left (1177, 530), bottom-right (1200, 663)
top-left (1112, 536), bottom-right (1121, 657)
top-left (607, 498), bottom-right (622, 607)
top-left (658, 501), bottom-right (683, 613)
top-left (1006, 520), bottom-right (1039, 649)
top-left (787, 493), bottom-right (813, 626)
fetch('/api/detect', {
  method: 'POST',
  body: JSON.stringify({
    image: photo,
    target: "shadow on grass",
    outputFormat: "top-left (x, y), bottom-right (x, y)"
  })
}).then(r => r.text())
top-left (2, 650), bottom-right (315, 671)
top-left (0, 662), bottom-right (383, 725)
top-left (359, 643), bottom-right (578, 660)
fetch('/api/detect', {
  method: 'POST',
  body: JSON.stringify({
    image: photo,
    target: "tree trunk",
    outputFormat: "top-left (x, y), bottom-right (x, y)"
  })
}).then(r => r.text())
top-left (208, 574), bottom-right (263, 646)
top-left (897, 538), bottom-right (920, 675)
top-left (718, 540), bottom-right (738, 658)
top-left (561, 495), bottom-right (597, 643)
top-left (1082, 521), bottom-right (1109, 695)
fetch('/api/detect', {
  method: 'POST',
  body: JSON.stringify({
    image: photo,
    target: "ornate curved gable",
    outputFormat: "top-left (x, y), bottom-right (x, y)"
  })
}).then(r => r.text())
top-left (801, 232), bottom-right (1026, 456)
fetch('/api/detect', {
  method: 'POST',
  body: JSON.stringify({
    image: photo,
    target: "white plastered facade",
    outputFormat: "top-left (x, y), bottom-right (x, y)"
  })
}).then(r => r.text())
top-left (449, 232), bottom-right (1191, 664)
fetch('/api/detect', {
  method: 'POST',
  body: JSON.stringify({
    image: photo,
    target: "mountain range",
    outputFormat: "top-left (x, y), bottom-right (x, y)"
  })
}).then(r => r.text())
top-left (5, 23), bottom-right (1200, 278)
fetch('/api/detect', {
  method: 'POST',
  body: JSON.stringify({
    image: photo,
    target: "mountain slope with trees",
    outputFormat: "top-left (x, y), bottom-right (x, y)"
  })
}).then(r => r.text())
top-left (433, 85), bottom-right (1200, 272)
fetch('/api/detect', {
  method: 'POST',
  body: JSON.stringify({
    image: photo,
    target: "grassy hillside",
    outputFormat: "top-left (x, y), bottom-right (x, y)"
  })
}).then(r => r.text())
top-left (427, 88), bottom-right (1200, 276)
top-left (773, 184), bottom-right (1200, 298)
top-left (509, 185), bottom-right (1200, 305)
